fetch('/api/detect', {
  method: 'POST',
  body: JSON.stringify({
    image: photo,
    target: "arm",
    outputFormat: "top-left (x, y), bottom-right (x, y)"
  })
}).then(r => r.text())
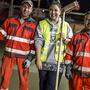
top-left (0, 18), bottom-right (9, 41)
top-left (0, 19), bottom-right (9, 51)
top-left (36, 44), bottom-right (42, 70)
top-left (35, 25), bottom-right (44, 70)
top-left (23, 21), bottom-right (37, 69)
top-left (63, 23), bottom-right (73, 44)
top-left (0, 27), bottom-right (7, 41)
top-left (65, 37), bottom-right (74, 80)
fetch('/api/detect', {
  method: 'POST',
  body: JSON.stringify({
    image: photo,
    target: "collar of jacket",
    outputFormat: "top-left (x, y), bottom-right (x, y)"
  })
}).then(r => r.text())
top-left (24, 16), bottom-right (36, 22)
top-left (14, 15), bottom-right (36, 23)
top-left (46, 17), bottom-right (61, 27)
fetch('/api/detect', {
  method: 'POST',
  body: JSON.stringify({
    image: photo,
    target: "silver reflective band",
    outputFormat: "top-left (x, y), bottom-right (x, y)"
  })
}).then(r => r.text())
top-left (5, 47), bottom-right (30, 55)
top-left (76, 52), bottom-right (90, 57)
top-left (65, 38), bottom-right (70, 42)
top-left (0, 88), bottom-right (8, 90)
top-left (30, 50), bottom-right (35, 54)
top-left (0, 29), bottom-right (7, 37)
top-left (74, 65), bottom-right (90, 72)
top-left (66, 49), bottom-right (90, 58)
top-left (7, 35), bottom-right (34, 44)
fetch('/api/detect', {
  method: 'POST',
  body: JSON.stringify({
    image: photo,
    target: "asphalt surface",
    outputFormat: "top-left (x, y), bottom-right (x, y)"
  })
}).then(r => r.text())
top-left (0, 48), bottom-right (69, 90)
top-left (0, 62), bottom-right (69, 90)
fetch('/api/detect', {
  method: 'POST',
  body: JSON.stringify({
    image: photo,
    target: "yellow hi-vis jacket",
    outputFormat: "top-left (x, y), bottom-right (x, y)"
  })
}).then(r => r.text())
top-left (39, 19), bottom-right (69, 62)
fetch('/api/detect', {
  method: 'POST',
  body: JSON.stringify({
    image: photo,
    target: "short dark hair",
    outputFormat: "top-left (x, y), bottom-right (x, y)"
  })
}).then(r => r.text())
top-left (49, 0), bottom-right (61, 10)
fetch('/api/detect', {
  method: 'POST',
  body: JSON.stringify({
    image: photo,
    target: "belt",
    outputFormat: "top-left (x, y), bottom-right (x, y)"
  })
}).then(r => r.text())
top-left (73, 69), bottom-right (90, 78)
top-left (42, 62), bottom-right (64, 73)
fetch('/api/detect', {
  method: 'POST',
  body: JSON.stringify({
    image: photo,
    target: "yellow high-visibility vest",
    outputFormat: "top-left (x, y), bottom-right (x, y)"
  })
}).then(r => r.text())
top-left (39, 18), bottom-right (68, 62)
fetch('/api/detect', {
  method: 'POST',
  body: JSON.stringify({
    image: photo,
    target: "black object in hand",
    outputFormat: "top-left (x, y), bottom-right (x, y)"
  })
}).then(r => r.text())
top-left (65, 64), bottom-right (72, 80)
top-left (23, 59), bottom-right (31, 69)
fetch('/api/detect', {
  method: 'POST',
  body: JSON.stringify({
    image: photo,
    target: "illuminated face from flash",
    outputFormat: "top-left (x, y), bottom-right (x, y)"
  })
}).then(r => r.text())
top-left (20, 2), bottom-right (33, 19)
top-left (49, 4), bottom-right (61, 22)
top-left (84, 13), bottom-right (90, 29)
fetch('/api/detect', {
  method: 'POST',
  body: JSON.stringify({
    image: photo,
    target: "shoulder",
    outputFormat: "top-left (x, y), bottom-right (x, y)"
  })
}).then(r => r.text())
top-left (74, 29), bottom-right (86, 35)
top-left (4, 17), bottom-right (16, 22)
top-left (27, 18), bottom-right (37, 29)
top-left (72, 32), bottom-right (82, 41)
top-left (30, 18), bottom-right (36, 23)
top-left (39, 18), bottom-right (48, 24)
top-left (38, 19), bottom-right (47, 27)
top-left (28, 17), bottom-right (37, 24)
top-left (63, 21), bottom-right (70, 27)
top-left (2, 17), bottom-right (18, 25)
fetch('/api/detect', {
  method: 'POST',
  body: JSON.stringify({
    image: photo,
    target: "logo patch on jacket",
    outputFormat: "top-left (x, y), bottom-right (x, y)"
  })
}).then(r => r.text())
top-left (23, 26), bottom-right (34, 32)
top-left (9, 23), bottom-right (17, 28)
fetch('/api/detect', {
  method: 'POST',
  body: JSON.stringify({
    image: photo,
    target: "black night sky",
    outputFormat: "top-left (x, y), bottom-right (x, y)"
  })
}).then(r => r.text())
top-left (60, 0), bottom-right (90, 13)
top-left (9, 0), bottom-right (90, 13)
top-left (35, 0), bottom-right (90, 13)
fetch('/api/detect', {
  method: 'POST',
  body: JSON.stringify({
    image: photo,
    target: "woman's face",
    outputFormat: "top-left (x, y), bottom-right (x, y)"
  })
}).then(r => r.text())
top-left (49, 4), bottom-right (61, 22)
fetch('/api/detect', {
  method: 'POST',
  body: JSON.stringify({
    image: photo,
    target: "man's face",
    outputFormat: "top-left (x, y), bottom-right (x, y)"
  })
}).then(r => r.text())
top-left (49, 5), bottom-right (61, 22)
top-left (20, 2), bottom-right (33, 19)
top-left (84, 14), bottom-right (90, 29)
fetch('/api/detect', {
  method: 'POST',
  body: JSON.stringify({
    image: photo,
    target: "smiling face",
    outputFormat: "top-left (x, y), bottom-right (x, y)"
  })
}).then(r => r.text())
top-left (49, 4), bottom-right (61, 23)
top-left (20, 2), bottom-right (33, 19)
top-left (84, 12), bottom-right (90, 29)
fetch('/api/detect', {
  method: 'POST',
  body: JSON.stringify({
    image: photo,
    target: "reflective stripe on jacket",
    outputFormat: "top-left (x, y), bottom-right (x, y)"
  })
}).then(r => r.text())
top-left (0, 17), bottom-right (36, 57)
top-left (65, 32), bottom-right (90, 73)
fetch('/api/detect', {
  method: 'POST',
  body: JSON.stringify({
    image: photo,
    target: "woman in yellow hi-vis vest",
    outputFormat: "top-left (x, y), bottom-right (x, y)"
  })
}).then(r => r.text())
top-left (35, 1), bottom-right (73, 90)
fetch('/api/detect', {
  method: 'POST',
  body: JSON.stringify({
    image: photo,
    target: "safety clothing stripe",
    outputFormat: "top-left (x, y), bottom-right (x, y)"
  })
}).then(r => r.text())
top-left (0, 29), bottom-right (7, 37)
top-left (66, 49), bottom-right (90, 58)
top-left (5, 47), bottom-right (29, 55)
top-left (64, 38), bottom-right (70, 42)
top-left (0, 88), bottom-right (8, 90)
top-left (7, 35), bottom-right (34, 44)
top-left (74, 65), bottom-right (90, 72)
top-left (30, 50), bottom-right (35, 54)
top-left (76, 52), bottom-right (90, 57)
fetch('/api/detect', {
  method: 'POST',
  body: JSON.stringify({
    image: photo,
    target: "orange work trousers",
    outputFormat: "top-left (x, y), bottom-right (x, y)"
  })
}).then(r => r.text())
top-left (0, 55), bottom-right (29, 90)
top-left (69, 73), bottom-right (90, 90)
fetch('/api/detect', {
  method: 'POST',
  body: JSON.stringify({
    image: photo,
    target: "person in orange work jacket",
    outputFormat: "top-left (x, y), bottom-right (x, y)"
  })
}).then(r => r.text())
top-left (65, 11), bottom-right (90, 90)
top-left (0, 0), bottom-right (37, 90)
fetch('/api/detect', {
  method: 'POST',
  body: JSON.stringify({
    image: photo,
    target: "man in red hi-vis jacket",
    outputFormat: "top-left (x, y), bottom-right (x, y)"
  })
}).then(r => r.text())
top-left (0, 0), bottom-right (37, 90)
top-left (65, 11), bottom-right (90, 90)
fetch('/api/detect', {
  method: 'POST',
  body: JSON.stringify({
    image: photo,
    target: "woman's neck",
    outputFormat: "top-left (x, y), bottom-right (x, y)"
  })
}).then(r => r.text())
top-left (49, 18), bottom-right (61, 25)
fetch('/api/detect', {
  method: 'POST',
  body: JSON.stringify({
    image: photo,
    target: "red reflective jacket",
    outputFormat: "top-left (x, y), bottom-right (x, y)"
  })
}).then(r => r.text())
top-left (65, 32), bottom-right (90, 73)
top-left (0, 17), bottom-right (37, 57)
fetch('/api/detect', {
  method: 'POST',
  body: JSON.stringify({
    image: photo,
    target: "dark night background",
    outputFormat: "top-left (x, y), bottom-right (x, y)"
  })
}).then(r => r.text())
top-left (3, 0), bottom-right (90, 13)
top-left (0, 0), bottom-right (89, 24)
top-left (60, 0), bottom-right (90, 13)
top-left (38, 0), bottom-right (90, 13)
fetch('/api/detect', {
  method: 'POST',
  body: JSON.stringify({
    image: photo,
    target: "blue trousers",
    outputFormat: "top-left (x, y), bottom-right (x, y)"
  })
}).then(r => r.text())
top-left (39, 70), bottom-right (62, 90)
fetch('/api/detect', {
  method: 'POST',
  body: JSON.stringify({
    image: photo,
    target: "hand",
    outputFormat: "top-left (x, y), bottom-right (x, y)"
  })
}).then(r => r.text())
top-left (23, 59), bottom-right (31, 69)
top-left (36, 60), bottom-right (42, 70)
top-left (56, 33), bottom-right (65, 41)
top-left (65, 64), bottom-right (72, 80)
